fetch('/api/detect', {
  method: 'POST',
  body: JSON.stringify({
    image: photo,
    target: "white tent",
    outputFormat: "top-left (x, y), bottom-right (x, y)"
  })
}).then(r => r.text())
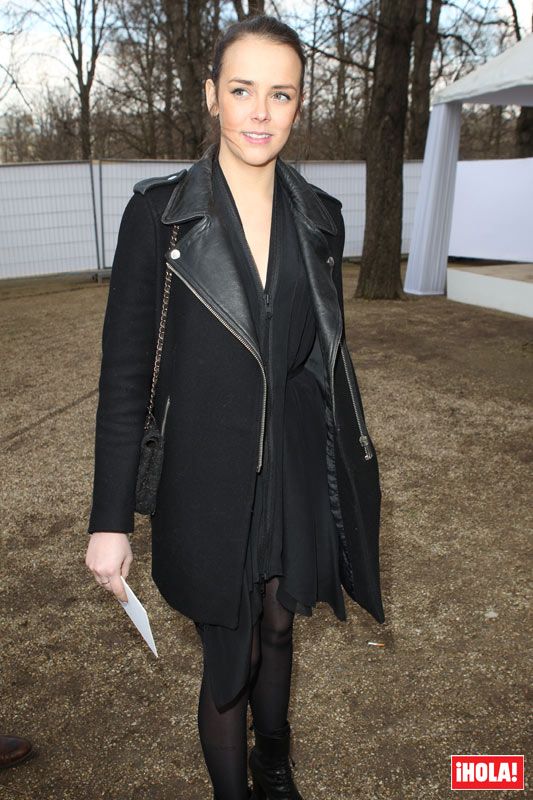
top-left (404, 32), bottom-right (533, 295)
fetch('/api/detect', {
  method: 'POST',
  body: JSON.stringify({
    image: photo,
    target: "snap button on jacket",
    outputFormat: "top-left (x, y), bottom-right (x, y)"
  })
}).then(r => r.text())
top-left (87, 143), bottom-right (385, 628)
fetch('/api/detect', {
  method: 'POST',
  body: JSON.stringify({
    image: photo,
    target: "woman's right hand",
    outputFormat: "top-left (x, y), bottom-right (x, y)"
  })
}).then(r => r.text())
top-left (85, 532), bottom-right (133, 603)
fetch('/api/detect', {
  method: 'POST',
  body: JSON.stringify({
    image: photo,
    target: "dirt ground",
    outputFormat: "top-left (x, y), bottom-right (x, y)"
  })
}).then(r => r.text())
top-left (0, 262), bottom-right (530, 800)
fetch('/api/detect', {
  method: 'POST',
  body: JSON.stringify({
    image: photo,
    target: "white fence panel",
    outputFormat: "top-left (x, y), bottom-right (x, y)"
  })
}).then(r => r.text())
top-left (0, 162), bottom-right (98, 278)
top-left (4, 157), bottom-right (526, 280)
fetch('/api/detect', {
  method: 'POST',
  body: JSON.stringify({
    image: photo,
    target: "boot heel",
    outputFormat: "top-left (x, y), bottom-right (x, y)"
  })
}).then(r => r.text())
top-left (252, 777), bottom-right (267, 800)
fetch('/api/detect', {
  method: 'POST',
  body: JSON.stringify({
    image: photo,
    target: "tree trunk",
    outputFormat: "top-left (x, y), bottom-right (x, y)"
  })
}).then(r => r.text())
top-left (162, 0), bottom-right (178, 158)
top-left (507, 1), bottom-right (533, 157)
top-left (171, 0), bottom-right (207, 158)
top-left (407, 0), bottom-right (442, 159)
top-left (80, 85), bottom-right (92, 159)
top-left (357, 0), bottom-right (416, 299)
top-left (516, 106), bottom-right (533, 156)
top-left (302, 0), bottom-right (319, 160)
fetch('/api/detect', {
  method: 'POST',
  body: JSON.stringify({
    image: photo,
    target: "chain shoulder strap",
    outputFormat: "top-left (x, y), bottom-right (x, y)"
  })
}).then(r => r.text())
top-left (145, 223), bottom-right (180, 429)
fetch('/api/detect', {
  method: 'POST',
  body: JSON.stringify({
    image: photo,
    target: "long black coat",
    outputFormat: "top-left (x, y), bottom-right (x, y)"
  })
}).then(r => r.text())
top-left (88, 143), bottom-right (385, 628)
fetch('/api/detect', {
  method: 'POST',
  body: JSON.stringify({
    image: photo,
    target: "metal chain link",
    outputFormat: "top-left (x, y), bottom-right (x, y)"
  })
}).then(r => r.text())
top-left (144, 223), bottom-right (180, 429)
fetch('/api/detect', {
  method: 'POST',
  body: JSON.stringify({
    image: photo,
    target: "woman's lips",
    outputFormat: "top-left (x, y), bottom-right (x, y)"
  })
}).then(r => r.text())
top-left (242, 132), bottom-right (273, 145)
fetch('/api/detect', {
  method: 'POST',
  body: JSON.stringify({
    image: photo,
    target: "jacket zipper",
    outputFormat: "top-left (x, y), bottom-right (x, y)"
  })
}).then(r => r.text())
top-left (165, 260), bottom-right (268, 472)
top-left (339, 341), bottom-right (374, 460)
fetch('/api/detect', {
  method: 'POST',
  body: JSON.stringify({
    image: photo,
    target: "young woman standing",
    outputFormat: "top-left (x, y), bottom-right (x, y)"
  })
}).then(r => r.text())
top-left (85, 15), bottom-right (385, 800)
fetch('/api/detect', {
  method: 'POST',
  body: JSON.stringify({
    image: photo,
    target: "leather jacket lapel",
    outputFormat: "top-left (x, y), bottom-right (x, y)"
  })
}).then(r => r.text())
top-left (162, 145), bottom-right (261, 359)
top-left (275, 155), bottom-right (343, 381)
top-left (290, 210), bottom-right (343, 391)
top-left (164, 210), bottom-right (262, 361)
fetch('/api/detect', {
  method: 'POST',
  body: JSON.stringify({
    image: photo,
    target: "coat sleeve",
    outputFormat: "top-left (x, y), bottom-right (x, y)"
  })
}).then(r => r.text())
top-left (87, 192), bottom-right (160, 535)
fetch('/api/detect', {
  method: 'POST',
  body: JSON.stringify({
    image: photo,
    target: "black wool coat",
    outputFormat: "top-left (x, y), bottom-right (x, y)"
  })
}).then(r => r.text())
top-left (87, 143), bottom-right (385, 628)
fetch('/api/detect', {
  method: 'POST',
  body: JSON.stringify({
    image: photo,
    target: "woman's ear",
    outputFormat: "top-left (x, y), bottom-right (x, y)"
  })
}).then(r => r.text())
top-left (205, 78), bottom-right (218, 117)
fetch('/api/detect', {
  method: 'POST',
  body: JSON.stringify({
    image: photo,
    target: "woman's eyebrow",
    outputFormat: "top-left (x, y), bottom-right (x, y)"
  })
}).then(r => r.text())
top-left (228, 77), bottom-right (297, 90)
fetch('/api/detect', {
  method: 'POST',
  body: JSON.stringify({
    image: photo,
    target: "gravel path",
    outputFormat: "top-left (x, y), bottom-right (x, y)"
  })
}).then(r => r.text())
top-left (0, 264), bottom-right (530, 799)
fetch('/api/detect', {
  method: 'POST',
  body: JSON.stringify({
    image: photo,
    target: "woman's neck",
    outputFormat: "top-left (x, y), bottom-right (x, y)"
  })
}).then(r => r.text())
top-left (217, 140), bottom-right (276, 206)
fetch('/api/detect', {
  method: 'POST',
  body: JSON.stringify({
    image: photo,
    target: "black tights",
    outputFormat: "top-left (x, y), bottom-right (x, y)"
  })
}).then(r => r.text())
top-left (196, 576), bottom-right (295, 800)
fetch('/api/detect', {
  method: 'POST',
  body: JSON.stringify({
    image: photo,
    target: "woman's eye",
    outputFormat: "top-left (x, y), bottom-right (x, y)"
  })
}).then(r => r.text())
top-left (230, 88), bottom-right (291, 102)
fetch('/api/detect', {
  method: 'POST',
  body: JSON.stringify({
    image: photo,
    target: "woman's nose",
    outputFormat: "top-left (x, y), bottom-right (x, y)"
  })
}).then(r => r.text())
top-left (252, 99), bottom-right (271, 121)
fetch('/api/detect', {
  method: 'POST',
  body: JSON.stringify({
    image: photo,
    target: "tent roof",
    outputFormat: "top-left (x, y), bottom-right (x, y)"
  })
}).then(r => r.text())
top-left (432, 31), bottom-right (533, 107)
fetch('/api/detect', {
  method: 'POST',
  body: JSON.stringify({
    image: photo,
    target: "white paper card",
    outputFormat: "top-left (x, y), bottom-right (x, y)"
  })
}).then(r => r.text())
top-left (118, 576), bottom-right (158, 657)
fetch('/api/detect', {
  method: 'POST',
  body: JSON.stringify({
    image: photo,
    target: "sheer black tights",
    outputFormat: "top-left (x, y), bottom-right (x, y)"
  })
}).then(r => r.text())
top-left (249, 576), bottom-right (295, 733)
top-left (196, 576), bottom-right (295, 799)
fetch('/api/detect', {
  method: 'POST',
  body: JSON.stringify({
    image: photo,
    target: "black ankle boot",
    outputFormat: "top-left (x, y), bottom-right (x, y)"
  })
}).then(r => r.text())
top-left (248, 720), bottom-right (304, 800)
top-left (213, 787), bottom-right (256, 800)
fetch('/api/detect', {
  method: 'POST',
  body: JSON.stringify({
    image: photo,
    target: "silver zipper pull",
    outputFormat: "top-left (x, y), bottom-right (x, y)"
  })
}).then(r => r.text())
top-left (359, 434), bottom-right (373, 460)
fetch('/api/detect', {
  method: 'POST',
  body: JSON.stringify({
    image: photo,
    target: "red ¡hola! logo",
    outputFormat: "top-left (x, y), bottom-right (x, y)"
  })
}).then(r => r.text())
top-left (451, 755), bottom-right (524, 790)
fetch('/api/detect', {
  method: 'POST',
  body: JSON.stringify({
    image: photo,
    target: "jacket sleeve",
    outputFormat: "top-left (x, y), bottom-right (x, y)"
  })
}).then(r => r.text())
top-left (87, 192), bottom-right (160, 534)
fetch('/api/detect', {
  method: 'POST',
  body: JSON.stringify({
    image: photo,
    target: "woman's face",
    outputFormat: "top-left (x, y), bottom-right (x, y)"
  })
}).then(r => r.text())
top-left (205, 35), bottom-right (303, 166)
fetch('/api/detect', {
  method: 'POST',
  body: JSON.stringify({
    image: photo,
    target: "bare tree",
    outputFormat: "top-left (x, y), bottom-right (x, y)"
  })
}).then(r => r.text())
top-left (2, 0), bottom-right (526, 164)
top-left (232, 0), bottom-right (265, 19)
top-left (357, 0), bottom-right (416, 299)
top-left (173, 0), bottom-right (214, 158)
top-left (0, 5), bottom-right (33, 109)
top-left (106, 0), bottom-right (164, 157)
top-left (407, 0), bottom-right (442, 159)
top-left (291, 0), bottom-right (377, 160)
top-left (28, 0), bottom-right (110, 158)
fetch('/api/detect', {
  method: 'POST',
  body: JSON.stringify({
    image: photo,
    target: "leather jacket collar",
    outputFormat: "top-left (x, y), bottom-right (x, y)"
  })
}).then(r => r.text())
top-left (161, 141), bottom-right (337, 236)
top-left (161, 142), bottom-right (343, 388)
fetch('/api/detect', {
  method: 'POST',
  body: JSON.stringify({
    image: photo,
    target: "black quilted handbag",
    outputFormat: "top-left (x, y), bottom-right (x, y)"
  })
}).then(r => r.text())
top-left (135, 224), bottom-right (179, 515)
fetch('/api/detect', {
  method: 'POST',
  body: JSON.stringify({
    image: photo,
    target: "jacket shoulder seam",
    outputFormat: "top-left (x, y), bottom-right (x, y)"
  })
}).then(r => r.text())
top-left (133, 168), bottom-right (188, 196)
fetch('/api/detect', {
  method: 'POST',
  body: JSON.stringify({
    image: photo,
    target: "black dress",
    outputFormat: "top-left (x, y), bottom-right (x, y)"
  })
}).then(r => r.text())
top-left (194, 154), bottom-right (347, 711)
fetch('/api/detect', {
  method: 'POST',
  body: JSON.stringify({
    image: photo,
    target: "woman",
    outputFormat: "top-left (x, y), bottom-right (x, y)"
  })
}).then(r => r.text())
top-left (85, 14), bottom-right (385, 800)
